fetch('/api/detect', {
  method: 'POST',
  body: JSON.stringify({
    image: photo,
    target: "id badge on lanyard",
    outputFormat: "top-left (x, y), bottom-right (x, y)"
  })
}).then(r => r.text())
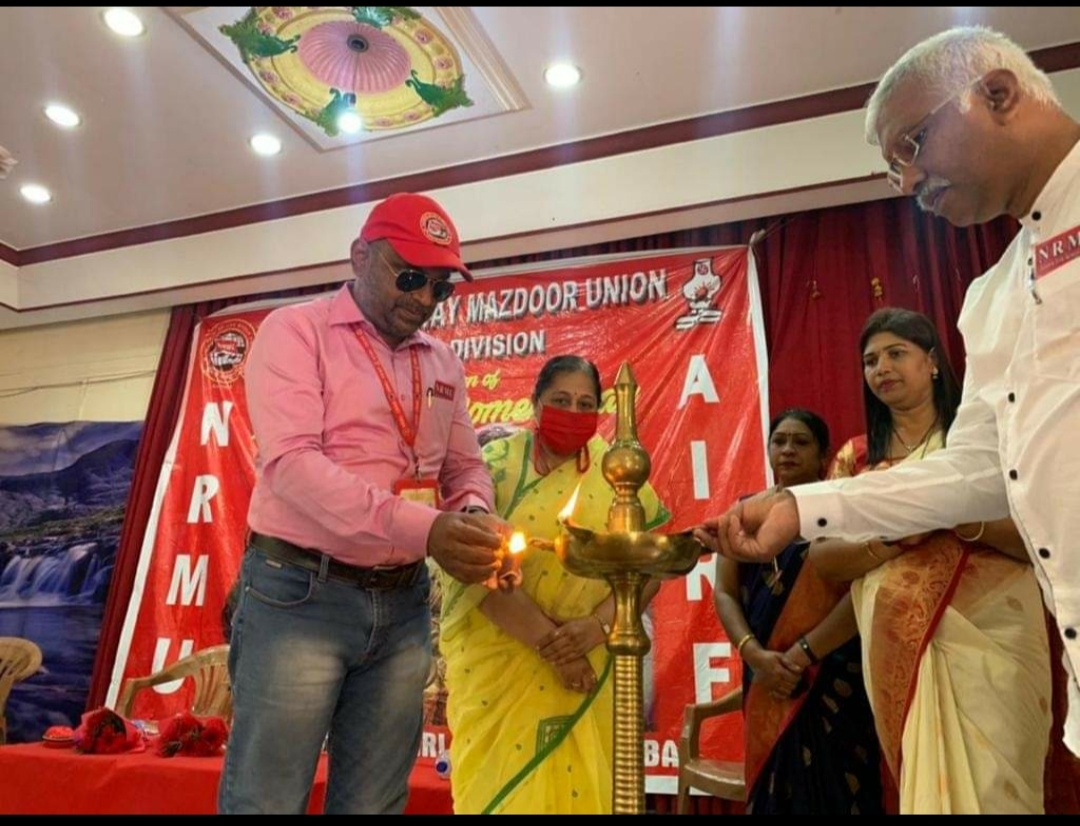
top-left (394, 477), bottom-right (441, 508)
top-left (354, 328), bottom-right (442, 508)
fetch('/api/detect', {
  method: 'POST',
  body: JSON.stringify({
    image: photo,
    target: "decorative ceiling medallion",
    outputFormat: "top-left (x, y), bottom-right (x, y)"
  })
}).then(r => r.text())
top-left (175, 7), bottom-right (528, 151)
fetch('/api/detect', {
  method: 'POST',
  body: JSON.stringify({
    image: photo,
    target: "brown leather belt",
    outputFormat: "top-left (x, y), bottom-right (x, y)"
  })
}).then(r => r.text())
top-left (249, 532), bottom-right (424, 591)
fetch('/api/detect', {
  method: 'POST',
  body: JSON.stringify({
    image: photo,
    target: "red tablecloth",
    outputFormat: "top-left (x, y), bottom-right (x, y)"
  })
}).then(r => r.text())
top-left (0, 743), bottom-right (452, 814)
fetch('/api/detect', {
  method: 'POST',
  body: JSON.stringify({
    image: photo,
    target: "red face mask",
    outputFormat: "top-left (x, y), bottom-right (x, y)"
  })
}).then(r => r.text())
top-left (536, 404), bottom-right (598, 456)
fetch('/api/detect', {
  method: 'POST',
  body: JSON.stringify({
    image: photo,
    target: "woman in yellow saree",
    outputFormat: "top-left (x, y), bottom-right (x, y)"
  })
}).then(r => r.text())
top-left (811, 308), bottom-right (1052, 814)
top-left (439, 356), bottom-right (669, 814)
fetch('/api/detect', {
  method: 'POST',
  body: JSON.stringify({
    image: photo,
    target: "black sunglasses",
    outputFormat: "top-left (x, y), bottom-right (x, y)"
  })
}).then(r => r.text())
top-left (395, 268), bottom-right (455, 302)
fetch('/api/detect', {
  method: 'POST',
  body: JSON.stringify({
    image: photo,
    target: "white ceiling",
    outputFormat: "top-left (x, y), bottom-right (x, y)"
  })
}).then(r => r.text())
top-left (1, 6), bottom-right (1079, 328)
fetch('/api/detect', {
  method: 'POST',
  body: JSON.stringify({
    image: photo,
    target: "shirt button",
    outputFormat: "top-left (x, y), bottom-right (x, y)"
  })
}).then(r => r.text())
top-left (1007, 392), bottom-right (1016, 403)
top-left (1009, 469), bottom-right (1018, 480)
top-left (1038, 547), bottom-right (1051, 559)
top-left (1032, 210), bottom-right (1042, 221)
top-left (817, 517), bottom-right (828, 528)
top-left (1066, 628), bottom-right (1078, 640)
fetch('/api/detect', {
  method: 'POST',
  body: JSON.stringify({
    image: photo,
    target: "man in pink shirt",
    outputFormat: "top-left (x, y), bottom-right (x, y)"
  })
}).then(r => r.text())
top-left (220, 193), bottom-right (511, 815)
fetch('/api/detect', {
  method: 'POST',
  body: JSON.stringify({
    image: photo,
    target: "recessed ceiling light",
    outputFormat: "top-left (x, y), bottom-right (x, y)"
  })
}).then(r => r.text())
top-left (544, 62), bottom-right (582, 88)
top-left (44, 104), bottom-right (81, 129)
top-left (337, 111), bottom-right (363, 135)
top-left (20, 184), bottom-right (52, 205)
top-left (103, 8), bottom-right (145, 38)
top-left (249, 134), bottom-right (282, 156)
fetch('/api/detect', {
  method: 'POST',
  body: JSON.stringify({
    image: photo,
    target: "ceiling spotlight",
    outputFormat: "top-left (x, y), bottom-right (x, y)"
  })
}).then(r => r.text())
top-left (249, 133), bottom-right (282, 156)
top-left (544, 62), bottom-right (582, 88)
top-left (337, 110), bottom-right (363, 135)
top-left (44, 104), bottom-right (81, 129)
top-left (103, 8), bottom-right (145, 38)
top-left (21, 184), bottom-right (52, 205)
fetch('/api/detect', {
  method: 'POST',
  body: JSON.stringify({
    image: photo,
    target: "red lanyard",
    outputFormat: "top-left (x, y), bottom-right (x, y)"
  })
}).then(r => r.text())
top-left (353, 329), bottom-right (422, 448)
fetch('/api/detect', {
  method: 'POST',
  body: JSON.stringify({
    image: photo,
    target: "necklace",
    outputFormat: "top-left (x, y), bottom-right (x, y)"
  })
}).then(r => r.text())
top-left (893, 419), bottom-right (937, 455)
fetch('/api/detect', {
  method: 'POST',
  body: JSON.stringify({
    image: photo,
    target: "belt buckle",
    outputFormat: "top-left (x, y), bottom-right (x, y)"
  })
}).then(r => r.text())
top-left (384, 563), bottom-right (417, 590)
top-left (343, 561), bottom-right (418, 591)
top-left (362, 566), bottom-right (386, 591)
top-left (353, 564), bottom-right (392, 591)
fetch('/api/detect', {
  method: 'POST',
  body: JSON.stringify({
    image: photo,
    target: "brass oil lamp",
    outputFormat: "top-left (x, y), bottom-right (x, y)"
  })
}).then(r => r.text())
top-left (555, 362), bottom-right (705, 814)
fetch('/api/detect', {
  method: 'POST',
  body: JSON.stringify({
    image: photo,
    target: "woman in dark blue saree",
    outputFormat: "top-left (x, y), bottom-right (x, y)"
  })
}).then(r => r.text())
top-left (714, 409), bottom-right (883, 814)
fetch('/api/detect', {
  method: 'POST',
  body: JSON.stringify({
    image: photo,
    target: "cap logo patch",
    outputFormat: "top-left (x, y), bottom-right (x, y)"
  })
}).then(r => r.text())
top-left (419, 212), bottom-right (452, 246)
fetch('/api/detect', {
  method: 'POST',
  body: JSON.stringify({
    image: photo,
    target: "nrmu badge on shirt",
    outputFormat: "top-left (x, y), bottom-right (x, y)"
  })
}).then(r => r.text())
top-left (432, 380), bottom-right (455, 401)
top-left (394, 477), bottom-right (441, 508)
top-left (1034, 224), bottom-right (1080, 280)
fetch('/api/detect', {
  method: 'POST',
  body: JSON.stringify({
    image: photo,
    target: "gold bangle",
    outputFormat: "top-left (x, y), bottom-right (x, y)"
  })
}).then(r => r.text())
top-left (955, 521), bottom-right (986, 543)
top-left (863, 540), bottom-right (884, 562)
top-left (735, 633), bottom-right (756, 656)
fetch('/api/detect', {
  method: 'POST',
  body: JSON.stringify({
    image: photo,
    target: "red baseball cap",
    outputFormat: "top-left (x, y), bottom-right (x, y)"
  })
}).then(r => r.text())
top-left (359, 192), bottom-right (473, 280)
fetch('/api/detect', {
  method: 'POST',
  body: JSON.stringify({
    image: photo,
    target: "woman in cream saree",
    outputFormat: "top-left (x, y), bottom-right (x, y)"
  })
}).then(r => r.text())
top-left (439, 358), bottom-right (668, 814)
top-left (812, 308), bottom-right (1051, 814)
top-left (826, 432), bottom-right (1051, 813)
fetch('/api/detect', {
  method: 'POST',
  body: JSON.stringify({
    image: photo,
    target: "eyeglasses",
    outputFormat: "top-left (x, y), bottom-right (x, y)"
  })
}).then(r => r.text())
top-left (885, 77), bottom-right (983, 193)
top-left (375, 246), bottom-right (456, 302)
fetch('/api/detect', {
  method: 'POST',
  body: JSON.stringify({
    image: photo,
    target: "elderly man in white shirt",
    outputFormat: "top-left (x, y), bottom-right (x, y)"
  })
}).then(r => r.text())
top-left (697, 25), bottom-right (1080, 758)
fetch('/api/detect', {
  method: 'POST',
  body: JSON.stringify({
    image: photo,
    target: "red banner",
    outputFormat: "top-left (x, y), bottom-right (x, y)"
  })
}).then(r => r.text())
top-left (107, 247), bottom-right (769, 791)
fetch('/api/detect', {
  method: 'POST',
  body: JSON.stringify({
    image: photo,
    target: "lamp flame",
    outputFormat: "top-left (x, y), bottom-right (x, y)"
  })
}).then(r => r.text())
top-left (558, 483), bottom-right (583, 524)
top-left (508, 531), bottom-right (527, 555)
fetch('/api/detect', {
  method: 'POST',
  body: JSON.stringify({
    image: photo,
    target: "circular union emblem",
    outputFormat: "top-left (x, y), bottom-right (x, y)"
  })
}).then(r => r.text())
top-left (419, 212), bottom-right (452, 246)
top-left (201, 319), bottom-right (256, 386)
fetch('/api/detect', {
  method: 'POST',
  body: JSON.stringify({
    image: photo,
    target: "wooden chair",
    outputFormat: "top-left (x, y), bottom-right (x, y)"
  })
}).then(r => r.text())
top-left (676, 686), bottom-right (746, 813)
top-left (0, 637), bottom-right (43, 745)
top-left (115, 644), bottom-right (232, 723)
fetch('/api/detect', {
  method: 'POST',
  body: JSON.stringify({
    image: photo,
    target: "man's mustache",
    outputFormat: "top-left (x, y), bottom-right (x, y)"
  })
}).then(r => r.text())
top-left (916, 176), bottom-right (952, 211)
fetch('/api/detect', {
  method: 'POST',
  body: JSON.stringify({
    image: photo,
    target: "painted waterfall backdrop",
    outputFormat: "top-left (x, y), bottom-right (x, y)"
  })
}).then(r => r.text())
top-left (0, 422), bottom-right (141, 742)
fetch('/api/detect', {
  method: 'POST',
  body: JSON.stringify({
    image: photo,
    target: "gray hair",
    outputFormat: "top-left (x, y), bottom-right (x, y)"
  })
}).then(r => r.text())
top-left (865, 25), bottom-right (1060, 146)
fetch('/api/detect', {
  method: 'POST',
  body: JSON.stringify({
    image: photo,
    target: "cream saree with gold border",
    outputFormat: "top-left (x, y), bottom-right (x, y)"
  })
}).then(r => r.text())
top-left (831, 433), bottom-right (1051, 813)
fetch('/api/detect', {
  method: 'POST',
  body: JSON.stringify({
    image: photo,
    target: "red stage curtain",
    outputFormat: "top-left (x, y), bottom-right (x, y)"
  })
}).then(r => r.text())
top-left (753, 198), bottom-right (1015, 449)
top-left (88, 302), bottom-right (206, 712)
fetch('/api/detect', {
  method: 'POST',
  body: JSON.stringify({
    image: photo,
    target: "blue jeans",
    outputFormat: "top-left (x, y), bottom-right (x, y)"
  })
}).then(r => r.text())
top-left (218, 546), bottom-right (432, 814)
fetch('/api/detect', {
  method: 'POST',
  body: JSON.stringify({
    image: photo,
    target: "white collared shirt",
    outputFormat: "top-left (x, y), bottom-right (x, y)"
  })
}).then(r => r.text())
top-left (793, 140), bottom-right (1080, 755)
